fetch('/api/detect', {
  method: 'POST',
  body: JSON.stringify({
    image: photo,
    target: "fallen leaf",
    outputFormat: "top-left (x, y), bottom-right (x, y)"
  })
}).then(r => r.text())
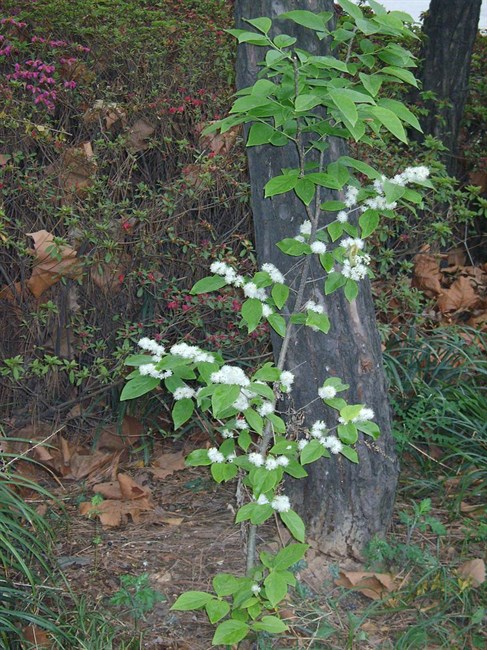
top-left (149, 450), bottom-right (186, 480)
top-left (198, 122), bottom-right (239, 155)
top-left (412, 253), bottom-right (443, 297)
top-left (335, 570), bottom-right (398, 600)
top-left (126, 118), bottom-right (155, 151)
top-left (458, 559), bottom-right (485, 588)
top-left (96, 415), bottom-right (144, 451)
top-left (437, 276), bottom-right (480, 313)
top-left (22, 625), bottom-right (52, 648)
top-left (26, 230), bottom-right (81, 298)
top-left (60, 142), bottom-right (97, 194)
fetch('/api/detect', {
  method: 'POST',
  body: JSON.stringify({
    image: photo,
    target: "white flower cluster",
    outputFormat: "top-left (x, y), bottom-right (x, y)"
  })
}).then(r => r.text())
top-left (138, 337), bottom-right (166, 364)
top-left (310, 241), bottom-right (327, 255)
top-left (207, 447), bottom-right (225, 463)
top-left (304, 300), bottom-right (324, 314)
top-left (391, 165), bottom-right (430, 186)
top-left (232, 393), bottom-right (250, 411)
top-left (318, 385), bottom-right (337, 399)
top-left (173, 386), bottom-right (196, 400)
top-left (261, 263), bottom-right (285, 285)
top-left (299, 220), bottom-right (312, 235)
top-left (309, 420), bottom-right (343, 454)
top-left (248, 452), bottom-right (289, 470)
top-left (353, 406), bottom-right (375, 423)
top-left (221, 428), bottom-right (235, 439)
top-left (341, 237), bottom-right (365, 252)
top-left (344, 185), bottom-right (359, 208)
top-left (139, 364), bottom-right (173, 380)
top-left (211, 364), bottom-right (250, 387)
top-left (257, 401), bottom-right (274, 417)
top-left (280, 370), bottom-right (294, 392)
top-left (243, 282), bottom-right (267, 301)
top-left (337, 210), bottom-right (348, 223)
top-left (210, 261), bottom-right (244, 287)
top-left (340, 237), bottom-right (370, 281)
top-left (262, 304), bottom-right (273, 318)
top-left (235, 417), bottom-right (248, 430)
top-left (256, 494), bottom-right (291, 512)
top-left (170, 342), bottom-right (214, 363)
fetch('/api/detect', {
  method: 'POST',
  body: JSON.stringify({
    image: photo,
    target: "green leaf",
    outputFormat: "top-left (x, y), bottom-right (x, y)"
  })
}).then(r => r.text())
top-left (279, 10), bottom-right (330, 31)
top-left (124, 354), bottom-right (154, 367)
top-left (337, 423), bottom-right (358, 445)
top-left (246, 17), bottom-right (272, 34)
top-left (280, 510), bottom-right (306, 542)
top-left (369, 106), bottom-right (408, 143)
top-left (213, 573), bottom-right (239, 597)
top-left (276, 238), bottom-right (311, 256)
top-left (172, 398), bottom-right (194, 429)
top-left (264, 571), bottom-right (288, 607)
top-left (306, 172), bottom-right (343, 189)
top-left (295, 94), bottom-right (322, 112)
top-left (320, 252), bottom-right (335, 272)
top-left (230, 95), bottom-right (272, 114)
top-left (301, 439), bottom-right (328, 465)
top-left (171, 591), bottom-right (213, 611)
top-left (337, 0), bottom-right (363, 21)
top-left (320, 200), bottom-right (346, 211)
top-left (359, 209), bottom-right (379, 238)
top-left (379, 98), bottom-right (422, 132)
top-left (238, 429), bottom-right (252, 450)
top-left (244, 408), bottom-right (264, 434)
top-left (212, 620), bottom-right (250, 645)
top-left (186, 449), bottom-right (212, 466)
top-left (190, 275), bottom-right (227, 295)
top-left (338, 155), bottom-right (381, 179)
top-left (268, 313), bottom-right (287, 337)
top-left (248, 382), bottom-right (274, 400)
top-left (267, 412), bottom-right (286, 434)
top-left (247, 122), bottom-right (275, 147)
top-left (356, 420), bottom-right (380, 439)
top-left (273, 33), bottom-right (296, 48)
top-left (344, 278), bottom-right (359, 302)
top-left (212, 384), bottom-right (241, 417)
top-left (252, 363), bottom-right (281, 382)
top-left (340, 446), bottom-right (359, 463)
top-left (272, 283), bottom-right (289, 309)
top-left (327, 221), bottom-right (344, 242)
top-left (381, 66), bottom-right (418, 87)
top-left (241, 298), bottom-right (263, 333)
top-left (295, 178), bottom-right (315, 206)
top-left (329, 89), bottom-right (358, 126)
top-left (264, 174), bottom-right (298, 197)
top-left (120, 375), bottom-right (159, 401)
top-left (211, 462), bottom-right (237, 483)
top-left (274, 543), bottom-right (308, 570)
top-left (340, 404), bottom-right (364, 421)
top-left (306, 311), bottom-right (330, 334)
top-left (235, 32), bottom-right (269, 46)
top-left (325, 272), bottom-right (347, 295)
top-left (359, 72), bottom-right (383, 97)
top-left (205, 598), bottom-right (230, 624)
top-left (253, 616), bottom-right (288, 633)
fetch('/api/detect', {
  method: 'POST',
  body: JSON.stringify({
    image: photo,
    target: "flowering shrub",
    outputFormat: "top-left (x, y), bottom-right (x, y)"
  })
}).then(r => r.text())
top-left (120, 2), bottom-right (433, 644)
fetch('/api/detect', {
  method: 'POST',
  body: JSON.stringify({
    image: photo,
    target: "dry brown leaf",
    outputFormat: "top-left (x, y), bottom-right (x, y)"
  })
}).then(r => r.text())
top-left (460, 501), bottom-right (486, 517)
top-left (118, 472), bottom-right (151, 501)
top-left (22, 625), bottom-right (52, 648)
top-left (96, 414), bottom-right (144, 451)
top-left (26, 230), bottom-right (81, 298)
top-left (155, 513), bottom-right (184, 526)
top-left (446, 248), bottom-right (467, 267)
top-left (92, 480), bottom-right (122, 500)
top-left (90, 252), bottom-right (130, 293)
top-left (126, 118), bottom-right (155, 151)
top-left (149, 450), bottom-right (186, 480)
top-left (60, 142), bottom-right (97, 193)
top-left (412, 253), bottom-right (443, 297)
top-left (335, 570), bottom-right (398, 600)
top-left (437, 276), bottom-right (480, 313)
top-left (198, 122), bottom-right (239, 155)
top-left (458, 559), bottom-right (485, 588)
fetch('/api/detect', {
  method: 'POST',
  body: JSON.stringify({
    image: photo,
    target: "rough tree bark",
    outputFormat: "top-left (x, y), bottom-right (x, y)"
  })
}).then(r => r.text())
top-left (235, 0), bottom-right (399, 558)
top-left (413, 0), bottom-right (481, 176)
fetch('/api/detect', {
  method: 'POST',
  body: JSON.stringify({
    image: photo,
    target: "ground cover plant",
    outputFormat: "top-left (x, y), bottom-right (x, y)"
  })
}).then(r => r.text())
top-left (0, 0), bottom-right (486, 648)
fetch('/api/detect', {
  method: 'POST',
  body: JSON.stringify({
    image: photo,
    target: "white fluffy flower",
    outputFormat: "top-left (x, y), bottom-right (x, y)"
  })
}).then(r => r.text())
top-left (251, 583), bottom-right (261, 594)
top-left (256, 494), bottom-right (269, 505)
top-left (173, 386), bottom-right (196, 400)
top-left (276, 455), bottom-right (289, 467)
top-left (248, 452), bottom-right (265, 467)
top-left (138, 337), bottom-right (166, 357)
top-left (221, 429), bottom-right (235, 439)
top-left (271, 495), bottom-right (291, 512)
top-left (344, 185), bottom-right (359, 208)
top-left (265, 457), bottom-right (279, 470)
top-left (211, 365), bottom-right (250, 387)
top-left (341, 259), bottom-right (370, 281)
top-left (318, 385), bottom-right (337, 399)
top-left (139, 364), bottom-right (172, 380)
top-left (243, 282), bottom-right (267, 301)
top-left (310, 241), bottom-right (327, 254)
top-left (322, 436), bottom-right (343, 454)
top-left (257, 401), bottom-right (274, 417)
top-left (232, 393), bottom-right (250, 411)
top-left (298, 439), bottom-right (309, 451)
top-left (311, 420), bottom-right (327, 438)
top-left (341, 237), bottom-right (365, 251)
top-left (261, 263), bottom-right (285, 285)
top-left (262, 304), bottom-right (273, 318)
top-left (299, 220), bottom-right (312, 235)
top-left (208, 447), bottom-right (225, 463)
top-left (304, 300), bottom-right (324, 314)
top-left (392, 165), bottom-right (430, 186)
top-left (337, 210), bottom-right (348, 223)
top-left (280, 370), bottom-right (294, 392)
top-left (353, 407), bottom-right (375, 422)
top-left (235, 417), bottom-right (248, 430)
top-left (170, 342), bottom-right (214, 363)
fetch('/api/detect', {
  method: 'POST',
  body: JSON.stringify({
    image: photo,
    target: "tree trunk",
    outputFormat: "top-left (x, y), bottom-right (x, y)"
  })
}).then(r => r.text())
top-left (235, 0), bottom-right (399, 558)
top-left (413, 0), bottom-right (481, 176)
